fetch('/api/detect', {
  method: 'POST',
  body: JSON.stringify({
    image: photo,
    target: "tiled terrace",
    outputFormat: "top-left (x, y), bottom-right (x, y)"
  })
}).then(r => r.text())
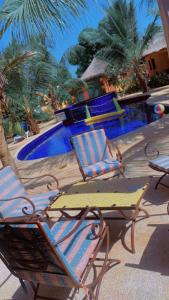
top-left (1, 87), bottom-right (169, 299)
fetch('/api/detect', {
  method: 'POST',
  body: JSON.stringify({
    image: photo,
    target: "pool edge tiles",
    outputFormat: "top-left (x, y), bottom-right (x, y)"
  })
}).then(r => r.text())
top-left (16, 121), bottom-right (63, 161)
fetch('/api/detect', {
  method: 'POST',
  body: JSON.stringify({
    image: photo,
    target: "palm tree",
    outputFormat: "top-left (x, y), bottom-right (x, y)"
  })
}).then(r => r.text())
top-left (3, 38), bottom-right (87, 134)
top-left (0, 48), bottom-right (34, 172)
top-left (97, 0), bottom-right (160, 92)
top-left (66, 28), bottom-right (104, 76)
top-left (0, 0), bottom-right (88, 170)
top-left (0, 0), bottom-right (87, 41)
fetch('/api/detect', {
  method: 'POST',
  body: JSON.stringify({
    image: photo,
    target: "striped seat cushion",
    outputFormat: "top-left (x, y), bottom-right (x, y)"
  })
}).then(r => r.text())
top-left (83, 159), bottom-right (122, 178)
top-left (0, 166), bottom-right (59, 219)
top-left (149, 156), bottom-right (169, 172)
top-left (50, 219), bottom-right (104, 279)
top-left (30, 190), bottom-right (59, 210)
top-left (72, 129), bottom-right (111, 168)
top-left (0, 190), bottom-right (59, 219)
top-left (0, 166), bottom-right (27, 199)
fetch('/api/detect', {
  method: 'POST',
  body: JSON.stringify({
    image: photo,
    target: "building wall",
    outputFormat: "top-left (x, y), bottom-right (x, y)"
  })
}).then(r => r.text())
top-left (144, 49), bottom-right (169, 77)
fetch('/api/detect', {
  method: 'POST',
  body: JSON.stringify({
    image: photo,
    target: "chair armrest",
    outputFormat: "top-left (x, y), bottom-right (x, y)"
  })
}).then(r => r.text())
top-left (107, 141), bottom-right (122, 162)
top-left (20, 174), bottom-right (59, 190)
top-left (0, 196), bottom-right (36, 220)
top-left (144, 141), bottom-right (160, 160)
top-left (55, 207), bottom-right (104, 246)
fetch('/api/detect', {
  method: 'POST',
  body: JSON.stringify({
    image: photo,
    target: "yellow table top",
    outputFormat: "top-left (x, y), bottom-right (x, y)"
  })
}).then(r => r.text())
top-left (51, 179), bottom-right (148, 210)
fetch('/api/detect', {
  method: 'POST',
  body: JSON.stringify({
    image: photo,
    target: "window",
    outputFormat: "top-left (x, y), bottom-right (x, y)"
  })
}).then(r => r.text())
top-left (151, 58), bottom-right (156, 70)
top-left (148, 60), bottom-right (152, 70)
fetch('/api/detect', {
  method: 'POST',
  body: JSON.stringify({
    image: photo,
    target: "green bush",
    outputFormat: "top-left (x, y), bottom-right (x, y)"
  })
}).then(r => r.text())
top-left (33, 111), bottom-right (53, 122)
top-left (148, 72), bottom-right (169, 88)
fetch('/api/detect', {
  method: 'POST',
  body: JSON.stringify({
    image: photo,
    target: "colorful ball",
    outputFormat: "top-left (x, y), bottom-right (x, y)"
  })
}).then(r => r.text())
top-left (154, 104), bottom-right (165, 115)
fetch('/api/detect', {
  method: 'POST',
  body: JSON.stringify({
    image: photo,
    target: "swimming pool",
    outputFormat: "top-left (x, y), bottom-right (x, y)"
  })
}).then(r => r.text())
top-left (17, 101), bottom-right (159, 161)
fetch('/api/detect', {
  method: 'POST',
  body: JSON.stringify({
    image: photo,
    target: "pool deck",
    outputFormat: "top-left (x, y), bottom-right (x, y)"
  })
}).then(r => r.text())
top-left (1, 86), bottom-right (169, 299)
top-left (147, 85), bottom-right (169, 107)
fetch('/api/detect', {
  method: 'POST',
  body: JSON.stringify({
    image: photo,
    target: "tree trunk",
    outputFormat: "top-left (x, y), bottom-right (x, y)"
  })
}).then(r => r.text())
top-left (0, 90), bottom-right (19, 175)
top-left (48, 91), bottom-right (58, 111)
top-left (26, 111), bottom-right (40, 135)
top-left (135, 68), bottom-right (148, 93)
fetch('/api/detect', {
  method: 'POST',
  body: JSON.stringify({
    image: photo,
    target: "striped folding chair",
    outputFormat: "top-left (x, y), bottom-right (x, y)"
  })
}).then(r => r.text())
top-left (0, 209), bottom-right (119, 299)
top-left (71, 129), bottom-right (124, 181)
top-left (144, 141), bottom-right (169, 190)
top-left (149, 156), bottom-right (169, 189)
top-left (0, 166), bottom-right (59, 221)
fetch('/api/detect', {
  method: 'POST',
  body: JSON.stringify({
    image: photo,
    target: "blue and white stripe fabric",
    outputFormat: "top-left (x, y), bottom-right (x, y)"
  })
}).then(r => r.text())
top-left (72, 129), bottom-right (111, 168)
top-left (72, 129), bottom-right (122, 178)
top-left (149, 156), bottom-right (169, 172)
top-left (0, 219), bottom-right (104, 287)
top-left (0, 166), bottom-right (59, 219)
top-left (83, 159), bottom-right (122, 177)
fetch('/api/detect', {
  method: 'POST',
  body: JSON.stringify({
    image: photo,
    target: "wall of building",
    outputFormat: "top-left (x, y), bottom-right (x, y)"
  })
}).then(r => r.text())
top-left (144, 49), bottom-right (169, 77)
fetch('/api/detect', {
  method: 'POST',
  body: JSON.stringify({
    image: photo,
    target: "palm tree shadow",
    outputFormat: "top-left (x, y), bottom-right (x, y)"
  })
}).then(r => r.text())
top-left (125, 224), bottom-right (169, 276)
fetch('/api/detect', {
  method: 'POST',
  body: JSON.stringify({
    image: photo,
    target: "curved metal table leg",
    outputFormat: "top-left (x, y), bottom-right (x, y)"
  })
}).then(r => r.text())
top-left (138, 207), bottom-right (149, 218)
top-left (120, 206), bottom-right (149, 253)
top-left (131, 220), bottom-right (136, 254)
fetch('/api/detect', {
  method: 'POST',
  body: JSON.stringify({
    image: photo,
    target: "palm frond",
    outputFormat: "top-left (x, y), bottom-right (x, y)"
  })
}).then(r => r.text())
top-left (2, 51), bottom-right (36, 74)
top-left (0, 0), bottom-right (87, 41)
top-left (140, 14), bottom-right (160, 54)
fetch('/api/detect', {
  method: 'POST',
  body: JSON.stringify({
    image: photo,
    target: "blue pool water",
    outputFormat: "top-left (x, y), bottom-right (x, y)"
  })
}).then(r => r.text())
top-left (17, 101), bottom-right (159, 160)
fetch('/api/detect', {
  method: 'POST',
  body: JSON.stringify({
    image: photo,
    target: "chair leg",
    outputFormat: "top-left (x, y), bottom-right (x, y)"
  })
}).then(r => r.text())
top-left (155, 173), bottom-right (167, 190)
top-left (19, 279), bottom-right (28, 294)
top-left (82, 228), bottom-right (120, 299)
top-left (34, 283), bottom-right (40, 300)
top-left (119, 165), bottom-right (125, 178)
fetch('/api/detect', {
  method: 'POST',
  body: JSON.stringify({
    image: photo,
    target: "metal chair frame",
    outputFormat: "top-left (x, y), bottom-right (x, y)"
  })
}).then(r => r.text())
top-left (0, 208), bottom-right (120, 300)
top-left (144, 140), bottom-right (169, 190)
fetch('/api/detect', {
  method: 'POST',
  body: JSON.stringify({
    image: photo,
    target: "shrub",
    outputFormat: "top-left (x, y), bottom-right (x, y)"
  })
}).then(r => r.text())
top-left (148, 72), bottom-right (169, 88)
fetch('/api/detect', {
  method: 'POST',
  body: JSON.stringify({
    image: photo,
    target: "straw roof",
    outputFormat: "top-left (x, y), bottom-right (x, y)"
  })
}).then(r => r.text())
top-left (81, 57), bottom-right (108, 81)
top-left (143, 32), bottom-right (167, 57)
top-left (81, 32), bottom-right (167, 80)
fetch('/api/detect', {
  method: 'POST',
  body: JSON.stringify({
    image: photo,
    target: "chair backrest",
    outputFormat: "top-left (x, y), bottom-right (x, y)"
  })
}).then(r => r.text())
top-left (0, 222), bottom-right (80, 287)
top-left (0, 166), bottom-right (30, 220)
top-left (72, 129), bottom-right (111, 168)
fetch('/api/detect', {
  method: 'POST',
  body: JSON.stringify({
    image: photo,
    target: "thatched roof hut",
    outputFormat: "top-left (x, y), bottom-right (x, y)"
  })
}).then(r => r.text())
top-left (81, 57), bottom-right (108, 81)
top-left (143, 32), bottom-right (167, 57)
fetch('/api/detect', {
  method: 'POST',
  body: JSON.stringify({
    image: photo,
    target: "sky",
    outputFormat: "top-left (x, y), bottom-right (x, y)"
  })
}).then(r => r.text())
top-left (0, 0), bottom-right (158, 75)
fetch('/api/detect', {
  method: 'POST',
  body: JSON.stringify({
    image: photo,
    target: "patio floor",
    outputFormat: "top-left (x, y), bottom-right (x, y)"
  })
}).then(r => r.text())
top-left (1, 176), bottom-right (169, 300)
top-left (1, 86), bottom-right (169, 299)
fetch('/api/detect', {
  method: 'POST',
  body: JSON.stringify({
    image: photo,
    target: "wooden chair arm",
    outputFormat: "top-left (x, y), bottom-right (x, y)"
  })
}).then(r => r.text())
top-left (20, 174), bottom-right (59, 190)
top-left (55, 207), bottom-right (104, 246)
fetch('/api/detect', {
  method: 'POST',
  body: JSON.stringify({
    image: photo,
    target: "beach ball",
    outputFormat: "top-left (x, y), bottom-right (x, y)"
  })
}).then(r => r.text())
top-left (154, 104), bottom-right (165, 115)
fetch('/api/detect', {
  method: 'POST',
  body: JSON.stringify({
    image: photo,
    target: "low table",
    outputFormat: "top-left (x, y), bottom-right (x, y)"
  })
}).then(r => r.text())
top-left (50, 178), bottom-right (149, 253)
